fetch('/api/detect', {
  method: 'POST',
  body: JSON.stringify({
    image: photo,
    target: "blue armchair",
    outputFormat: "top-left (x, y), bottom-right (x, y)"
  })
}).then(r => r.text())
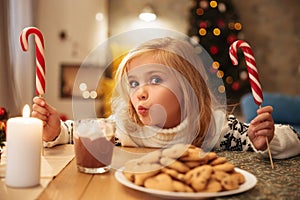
top-left (240, 92), bottom-right (300, 133)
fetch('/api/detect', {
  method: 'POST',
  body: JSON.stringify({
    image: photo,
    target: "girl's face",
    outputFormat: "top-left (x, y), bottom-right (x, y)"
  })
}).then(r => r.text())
top-left (126, 54), bottom-right (183, 128)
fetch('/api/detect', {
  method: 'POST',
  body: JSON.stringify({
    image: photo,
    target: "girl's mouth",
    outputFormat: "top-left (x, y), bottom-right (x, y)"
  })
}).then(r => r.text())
top-left (138, 105), bottom-right (148, 115)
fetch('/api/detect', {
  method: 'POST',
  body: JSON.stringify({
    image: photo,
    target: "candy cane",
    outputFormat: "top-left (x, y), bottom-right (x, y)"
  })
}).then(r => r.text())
top-left (20, 27), bottom-right (45, 96)
top-left (229, 40), bottom-right (263, 106)
top-left (229, 40), bottom-right (274, 169)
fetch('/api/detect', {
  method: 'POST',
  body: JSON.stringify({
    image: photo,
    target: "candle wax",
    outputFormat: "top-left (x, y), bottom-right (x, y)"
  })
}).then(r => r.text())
top-left (5, 117), bottom-right (43, 188)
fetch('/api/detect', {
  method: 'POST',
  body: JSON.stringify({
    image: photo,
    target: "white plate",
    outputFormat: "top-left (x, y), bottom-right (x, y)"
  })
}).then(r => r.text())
top-left (115, 167), bottom-right (257, 199)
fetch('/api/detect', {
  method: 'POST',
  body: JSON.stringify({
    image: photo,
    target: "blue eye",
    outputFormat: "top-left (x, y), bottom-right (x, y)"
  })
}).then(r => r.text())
top-left (151, 77), bottom-right (162, 85)
top-left (129, 80), bottom-right (139, 88)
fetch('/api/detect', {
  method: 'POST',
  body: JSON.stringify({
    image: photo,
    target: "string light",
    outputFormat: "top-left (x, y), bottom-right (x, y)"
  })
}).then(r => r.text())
top-left (190, 0), bottom-right (246, 96)
top-left (226, 76), bottom-right (233, 84)
top-left (218, 2), bottom-right (226, 12)
top-left (90, 91), bottom-right (98, 99)
top-left (231, 82), bottom-right (240, 90)
top-left (234, 22), bottom-right (242, 30)
top-left (218, 85), bottom-right (226, 93)
top-left (210, 45), bottom-right (219, 54)
top-left (79, 83), bottom-right (87, 91)
top-left (95, 12), bottom-right (104, 22)
top-left (213, 28), bottom-right (221, 36)
top-left (212, 61), bottom-right (220, 69)
top-left (240, 71), bottom-right (248, 80)
top-left (199, 21), bottom-right (207, 28)
top-left (199, 1), bottom-right (208, 9)
top-left (79, 82), bottom-right (98, 99)
top-left (228, 22), bottom-right (235, 30)
top-left (199, 28), bottom-right (207, 36)
top-left (210, 1), bottom-right (218, 8)
top-left (217, 70), bottom-right (224, 78)
top-left (82, 91), bottom-right (90, 99)
top-left (196, 8), bottom-right (204, 15)
top-left (139, 5), bottom-right (157, 22)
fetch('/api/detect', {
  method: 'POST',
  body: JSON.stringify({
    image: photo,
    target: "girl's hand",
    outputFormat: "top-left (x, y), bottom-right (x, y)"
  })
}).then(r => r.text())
top-left (32, 96), bottom-right (61, 142)
top-left (247, 106), bottom-right (275, 151)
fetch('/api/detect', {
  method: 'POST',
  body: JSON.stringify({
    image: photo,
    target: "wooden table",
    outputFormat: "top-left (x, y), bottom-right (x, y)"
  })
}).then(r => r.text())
top-left (38, 147), bottom-right (300, 200)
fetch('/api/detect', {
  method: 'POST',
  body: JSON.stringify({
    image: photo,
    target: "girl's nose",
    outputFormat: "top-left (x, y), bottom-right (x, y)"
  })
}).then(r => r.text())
top-left (136, 86), bottom-right (148, 100)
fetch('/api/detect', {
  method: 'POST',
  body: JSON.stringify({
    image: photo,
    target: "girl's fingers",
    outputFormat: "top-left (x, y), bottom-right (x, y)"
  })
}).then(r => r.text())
top-left (252, 119), bottom-right (274, 131)
top-left (251, 112), bottom-right (273, 125)
top-left (32, 103), bottom-right (49, 116)
top-left (33, 96), bottom-right (46, 106)
top-left (252, 121), bottom-right (274, 142)
top-left (32, 110), bottom-right (48, 121)
top-left (254, 128), bottom-right (273, 137)
top-left (254, 129), bottom-right (274, 142)
top-left (257, 106), bottom-right (273, 115)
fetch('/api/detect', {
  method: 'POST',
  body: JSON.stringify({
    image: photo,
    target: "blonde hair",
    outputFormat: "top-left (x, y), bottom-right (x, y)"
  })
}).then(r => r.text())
top-left (112, 37), bottom-right (219, 146)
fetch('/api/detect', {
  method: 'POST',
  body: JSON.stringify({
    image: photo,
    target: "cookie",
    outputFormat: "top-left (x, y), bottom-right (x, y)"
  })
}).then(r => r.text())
top-left (184, 165), bottom-right (213, 185)
top-left (123, 171), bottom-right (134, 182)
top-left (172, 180), bottom-right (194, 192)
top-left (160, 157), bottom-right (190, 173)
top-left (123, 159), bottom-right (142, 173)
top-left (162, 143), bottom-right (189, 159)
top-left (213, 163), bottom-right (235, 172)
top-left (220, 175), bottom-right (239, 190)
top-left (210, 157), bottom-right (227, 166)
top-left (123, 162), bottom-right (161, 186)
top-left (184, 161), bottom-right (201, 168)
top-left (139, 150), bottom-right (162, 164)
top-left (180, 148), bottom-right (205, 162)
top-left (231, 171), bottom-right (246, 184)
top-left (161, 167), bottom-right (185, 181)
top-left (206, 152), bottom-right (218, 161)
top-left (133, 170), bottom-right (160, 186)
top-left (202, 179), bottom-right (223, 192)
top-left (144, 173), bottom-right (174, 191)
top-left (122, 143), bottom-right (245, 193)
top-left (124, 159), bottom-right (161, 173)
top-left (211, 170), bottom-right (230, 182)
top-left (190, 176), bottom-right (209, 192)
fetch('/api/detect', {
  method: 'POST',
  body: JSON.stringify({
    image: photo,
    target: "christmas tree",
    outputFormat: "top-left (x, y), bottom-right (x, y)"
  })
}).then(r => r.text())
top-left (188, 0), bottom-right (251, 105)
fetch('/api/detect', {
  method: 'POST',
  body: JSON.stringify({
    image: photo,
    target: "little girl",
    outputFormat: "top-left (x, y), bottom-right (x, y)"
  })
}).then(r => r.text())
top-left (32, 37), bottom-right (300, 159)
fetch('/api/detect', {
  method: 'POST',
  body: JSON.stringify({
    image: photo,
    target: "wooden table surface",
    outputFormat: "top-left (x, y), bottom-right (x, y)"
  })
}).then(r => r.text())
top-left (38, 147), bottom-right (300, 200)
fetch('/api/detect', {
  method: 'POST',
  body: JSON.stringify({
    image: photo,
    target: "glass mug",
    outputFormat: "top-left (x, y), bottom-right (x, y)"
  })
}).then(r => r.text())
top-left (73, 119), bottom-right (115, 174)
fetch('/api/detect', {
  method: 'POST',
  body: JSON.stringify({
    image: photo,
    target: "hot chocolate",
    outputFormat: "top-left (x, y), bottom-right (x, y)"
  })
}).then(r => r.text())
top-left (73, 119), bottom-right (115, 174)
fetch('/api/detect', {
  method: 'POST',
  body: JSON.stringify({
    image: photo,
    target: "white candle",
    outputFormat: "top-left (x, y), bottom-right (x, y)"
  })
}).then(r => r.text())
top-left (5, 104), bottom-right (43, 187)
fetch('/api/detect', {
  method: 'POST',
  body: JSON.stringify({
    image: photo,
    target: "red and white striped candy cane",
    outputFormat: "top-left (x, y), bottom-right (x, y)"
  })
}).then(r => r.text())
top-left (230, 40), bottom-right (274, 169)
top-left (229, 40), bottom-right (263, 106)
top-left (20, 27), bottom-right (45, 96)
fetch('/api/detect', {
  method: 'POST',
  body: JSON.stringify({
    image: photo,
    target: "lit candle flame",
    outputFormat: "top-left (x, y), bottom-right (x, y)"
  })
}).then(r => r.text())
top-left (22, 104), bottom-right (30, 118)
